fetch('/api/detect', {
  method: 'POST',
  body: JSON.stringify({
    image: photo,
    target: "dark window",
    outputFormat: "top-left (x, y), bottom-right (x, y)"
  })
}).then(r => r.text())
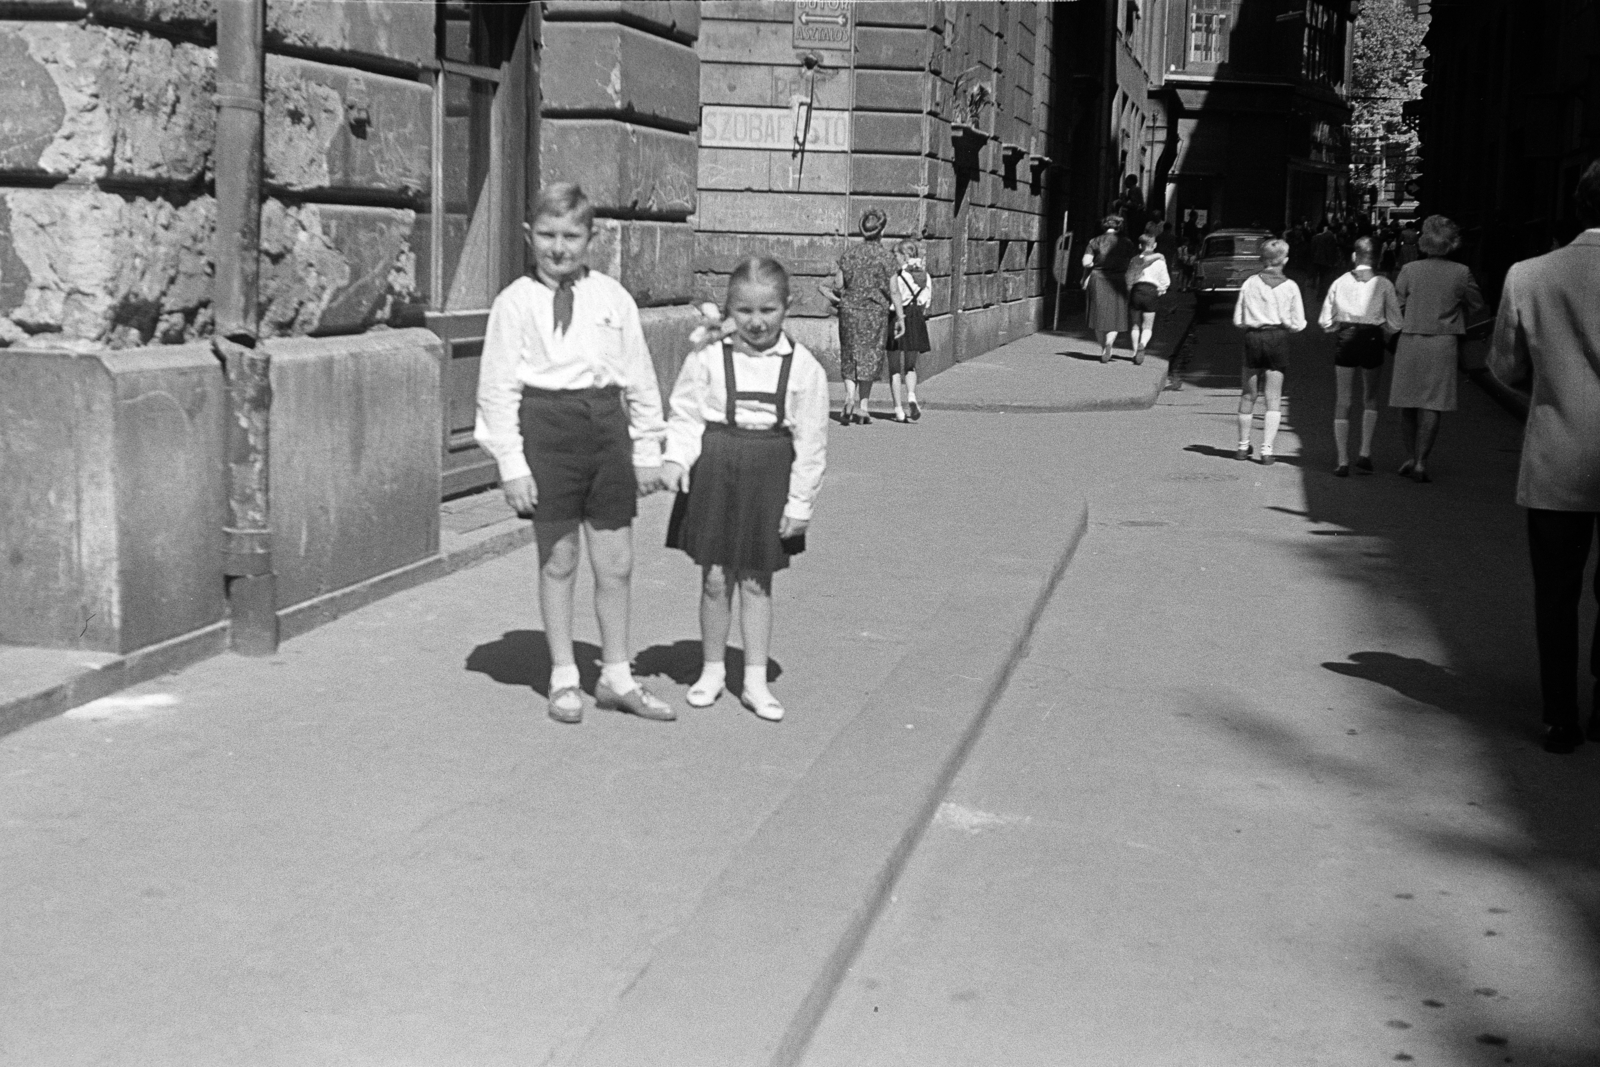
top-left (1302, 1), bottom-right (1344, 88)
top-left (1202, 235), bottom-right (1264, 259)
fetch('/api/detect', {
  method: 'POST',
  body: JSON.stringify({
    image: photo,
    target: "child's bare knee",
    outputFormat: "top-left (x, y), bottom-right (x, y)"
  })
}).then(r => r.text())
top-left (702, 567), bottom-right (729, 598)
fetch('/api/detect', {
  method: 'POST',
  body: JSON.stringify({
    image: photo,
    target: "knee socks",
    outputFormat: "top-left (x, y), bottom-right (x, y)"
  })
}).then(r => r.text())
top-left (1262, 411), bottom-right (1282, 453)
top-left (551, 663), bottom-right (581, 693)
top-left (1237, 412), bottom-right (1253, 449)
top-left (1333, 418), bottom-right (1351, 465)
top-left (600, 661), bottom-right (637, 695)
top-left (1360, 409), bottom-right (1379, 457)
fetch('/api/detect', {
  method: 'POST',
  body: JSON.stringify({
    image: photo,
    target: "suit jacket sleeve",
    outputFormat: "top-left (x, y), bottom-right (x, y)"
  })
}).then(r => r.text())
top-left (1487, 265), bottom-right (1530, 389)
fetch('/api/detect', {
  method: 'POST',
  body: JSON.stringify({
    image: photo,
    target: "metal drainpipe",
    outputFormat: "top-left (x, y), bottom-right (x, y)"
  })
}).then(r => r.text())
top-left (212, 0), bottom-right (276, 656)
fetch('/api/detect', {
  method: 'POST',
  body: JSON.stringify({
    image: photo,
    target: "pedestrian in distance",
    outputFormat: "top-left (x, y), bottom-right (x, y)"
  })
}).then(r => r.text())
top-left (1232, 238), bottom-right (1306, 465)
top-left (1390, 215), bottom-right (1486, 483)
top-left (1311, 221), bottom-right (1341, 301)
top-left (1318, 235), bottom-right (1402, 476)
top-left (1082, 214), bottom-right (1135, 363)
top-left (1487, 160), bottom-right (1600, 755)
top-left (662, 257), bottom-right (830, 723)
top-left (887, 238), bottom-right (931, 423)
top-left (1124, 231), bottom-right (1171, 366)
top-left (473, 182), bottom-right (674, 725)
top-left (820, 208), bottom-right (904, 426)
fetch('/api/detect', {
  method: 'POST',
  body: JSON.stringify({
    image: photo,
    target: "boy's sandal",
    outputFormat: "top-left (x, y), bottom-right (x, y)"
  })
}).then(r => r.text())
top-left (740, 691), bottom-right (785, 723)
top-left (686, 681), bottom-right (724, 708)
top-left (547, 686), bottom-right (584, 724)
top-left (595, 681), bottom-right (676, 721)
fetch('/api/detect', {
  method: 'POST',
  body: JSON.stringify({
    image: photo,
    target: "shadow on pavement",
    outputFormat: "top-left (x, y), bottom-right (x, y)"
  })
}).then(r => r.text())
top-left (466, 632), bottom-right (783, 695)
top-left (1188, 320), bottom-right (1600, 1066)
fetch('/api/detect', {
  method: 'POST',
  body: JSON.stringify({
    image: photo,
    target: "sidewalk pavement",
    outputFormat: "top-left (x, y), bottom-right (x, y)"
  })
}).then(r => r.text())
top-left (0, 311), bottom-right (1188, 1066)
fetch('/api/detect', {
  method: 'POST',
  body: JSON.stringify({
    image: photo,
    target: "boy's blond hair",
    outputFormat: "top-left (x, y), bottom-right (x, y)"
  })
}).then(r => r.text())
top-left (1260, 238), bottom-right (1289, 266)
top-left (531, 182), bottom-right (595, 230)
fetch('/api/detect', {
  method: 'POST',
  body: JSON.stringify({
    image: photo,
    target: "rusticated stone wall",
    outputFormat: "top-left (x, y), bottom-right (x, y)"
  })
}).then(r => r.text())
top-left (0, 0), bottom-right (432, 350)
top-left (694, 0), bottom-right (1059, 376)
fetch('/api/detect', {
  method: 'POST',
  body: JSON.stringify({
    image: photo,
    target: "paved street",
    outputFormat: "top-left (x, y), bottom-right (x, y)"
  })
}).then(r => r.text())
top-left (804, 317), bottom-right (1600, 1066)
top-left (4, 312), bottom-right (1597, 1066)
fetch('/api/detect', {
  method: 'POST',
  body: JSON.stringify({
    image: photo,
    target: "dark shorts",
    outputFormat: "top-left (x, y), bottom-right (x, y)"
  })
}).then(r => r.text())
top-left (1128, 282), bottom-right (1161, 314)
top-left (518, 386), bottom-right (637, 528)
top-left (1333, 324), bottom-right (1387, 369)
top-left (1241, 327), bottom-right (1291, 372)
top-left (887, 348), bottom-right (919, 375)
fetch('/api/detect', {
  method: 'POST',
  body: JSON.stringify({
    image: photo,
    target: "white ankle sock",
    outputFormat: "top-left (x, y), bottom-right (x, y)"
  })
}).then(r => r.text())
top-left (1237, 413), bottom-right (1253, 449)
top-left (550, 663), bottom-right (580, 692)
top-left (600, 661), bottom-right (637, 695)
top-left (1361, 409), bottom-right (1379, 456)
top-left (692, 661), bottom-right (726, 692)
top-left (1262, 411), bottom-right (1282, 451)
top-left (743, 664), bottom-right (773, 701)
top-left (1333, 418), bottom-right (1350, 465)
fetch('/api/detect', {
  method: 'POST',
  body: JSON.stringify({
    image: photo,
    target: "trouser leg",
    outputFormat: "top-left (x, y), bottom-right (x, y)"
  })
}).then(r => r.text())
top-left (1527, 509), bottom-right (1597, 728)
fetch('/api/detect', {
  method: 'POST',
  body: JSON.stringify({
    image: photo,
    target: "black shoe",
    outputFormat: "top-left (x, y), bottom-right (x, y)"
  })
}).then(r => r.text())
top-left (1335, 464), bottom-right (1350, 478)
top-left (1100, 350), bottom-right (1112, 364)
top-left (1260, 451), bottom-right (1276, 466)
top-left (855, 413), bottom-right (872, 426)
top-left (908, 400), bottom-right (922, 421)
top-left (1355, 455), bottom-right (1374, 473)
top-left (1236, 445), bottom-right (1251, 461)
top-left (1133, 349), bottom-right (1146, 366)
top-left (1542, 723), bottom-right (1586, 754)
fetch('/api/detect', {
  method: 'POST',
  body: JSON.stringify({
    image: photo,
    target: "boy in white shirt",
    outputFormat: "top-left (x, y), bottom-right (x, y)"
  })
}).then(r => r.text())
top-left (1232, 238), bottom-right (1307, 464)
top-left (1318, 235), bottom-right (1402, 475)
top-left (474, 183), bottom-right (673, 724)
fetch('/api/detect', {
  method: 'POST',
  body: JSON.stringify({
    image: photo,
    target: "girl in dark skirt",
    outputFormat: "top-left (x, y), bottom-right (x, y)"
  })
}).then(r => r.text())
top-left (888, 238), bottom-right (932, 422)
top-left (661, 257), bottom-right (829, 722)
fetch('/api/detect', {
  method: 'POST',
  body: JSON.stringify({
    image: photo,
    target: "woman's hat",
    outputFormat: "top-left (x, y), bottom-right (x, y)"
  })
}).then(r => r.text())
top-left (860, 208), bottom-right (888, 235)
top-left (1101, 214), bottom-right (1123, 231)
top-left (1417, 214), bottom-right (1461, 256)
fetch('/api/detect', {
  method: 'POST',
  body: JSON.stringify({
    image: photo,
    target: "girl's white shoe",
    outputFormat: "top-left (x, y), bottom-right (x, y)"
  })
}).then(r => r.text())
top-left (687, 679), bottom-right (724, 708)
top-left (740, 691), bottom-right (785, 722)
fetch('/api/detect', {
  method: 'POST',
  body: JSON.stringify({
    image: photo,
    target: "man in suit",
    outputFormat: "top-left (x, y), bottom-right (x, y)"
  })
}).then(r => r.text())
top-left (1488, 159), bottom-right (1600, 754)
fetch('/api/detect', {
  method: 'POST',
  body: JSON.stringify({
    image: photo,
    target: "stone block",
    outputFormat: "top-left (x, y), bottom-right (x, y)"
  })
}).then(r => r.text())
top-left (697, 18), bottom-right (807, 65)
top-left (638, 303), bottom-right (703, 400)
top-left (543, 119), bottom-right (696, 218)
top-left (924, 237), bottom-right (951, 275)
top-left (920, 311), bottom-right (954, 376)
top-left (701, 63), bottom-right (853, 109)
top-left (701, 1), bottom-right (791, 22)
top-left (545, 0), bottom-right (700, 43)
top-left (853, 25), bottom-right (938, 70)
top-left (0, 187), bottom-right (214, 351)
top-left (1001, 239), bottom-right (1027, 270)
top-left (782, 315), bottom-right (840, 378)
top-left (586, 219), bottom-right (695, 307)
top-left (928, 274), bottom-right (951, 314)
top-left (849, 195), bottom-right (924, 238)
top-left (696, 271), bottom-right (832, 318)
top-left (695, 232), bottom-right (845, 276)
top-left (1002, 269), bottom-right (1029, 301)
top-left (851, 152), bottom-right (930, 196)
top-left (852, 111), bottom-right (924, 155)
top-left (696, 190), bottom-right (847, 235)
top-left (0, 343), bottom-right (225, 653)
top-left (769, 151), bottom-right (849, 194)
top-left (698, 147), bottom-right (773, 190)
top-left (969, 239), bottom-right (999, 272)
top-left (924, 197), bottom-right (953, 238)
top-left (542, 24), bottom-right (699, 131)
top-left (265, 56), bottom-right (430, 200)
top-left (267, 329), bottom-right (441, 610)
top-left (853, 1), bottom-right (938, 28)
top-left (0, 22), bottom-right (214, 184)
top-left (854, 69), bottom-right (927, 112)
top-left (258, 201), bottom-right (418, 337)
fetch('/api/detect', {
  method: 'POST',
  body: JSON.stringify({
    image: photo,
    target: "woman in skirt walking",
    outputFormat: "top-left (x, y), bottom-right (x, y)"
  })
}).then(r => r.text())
top-left (1081, 215), bottom-right (1135, 362)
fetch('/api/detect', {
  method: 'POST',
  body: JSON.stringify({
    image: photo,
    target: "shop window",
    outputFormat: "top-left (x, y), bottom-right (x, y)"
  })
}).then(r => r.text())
top-left (1188, 0), bottom-right (1232, 65)
top-left (1301, 1), bottom-right (1344, 88)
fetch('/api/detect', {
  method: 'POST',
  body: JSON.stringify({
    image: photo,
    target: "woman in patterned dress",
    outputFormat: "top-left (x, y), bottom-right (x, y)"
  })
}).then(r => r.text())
top-left (822, 209), bottom-right (904, 425)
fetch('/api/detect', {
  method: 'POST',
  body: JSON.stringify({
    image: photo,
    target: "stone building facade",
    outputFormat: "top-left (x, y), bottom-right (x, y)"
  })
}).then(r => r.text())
top-left (1418, 0), bottom-right (1600, 297)
top-left (0, 0), bottom-right (1070, 661)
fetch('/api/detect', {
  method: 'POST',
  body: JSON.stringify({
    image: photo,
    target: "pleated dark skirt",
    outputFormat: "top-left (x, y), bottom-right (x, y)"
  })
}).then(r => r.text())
top-left (889, 303), bottom-right (931, 353)
top-left (666, 422), bottom-right (797, 573)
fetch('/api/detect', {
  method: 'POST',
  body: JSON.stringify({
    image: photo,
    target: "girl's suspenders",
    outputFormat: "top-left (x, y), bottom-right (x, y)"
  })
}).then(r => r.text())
top-left (721, 340), bottom-right (794, 431)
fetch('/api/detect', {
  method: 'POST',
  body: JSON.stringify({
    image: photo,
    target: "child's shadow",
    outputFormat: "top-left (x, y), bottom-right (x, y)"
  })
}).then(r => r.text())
top-left (1183, 444), bottom-right (1243, 460)
top-left (466, 631), bottom-right (781, 695)
top-left (633, 640), bottom-right (783, 685)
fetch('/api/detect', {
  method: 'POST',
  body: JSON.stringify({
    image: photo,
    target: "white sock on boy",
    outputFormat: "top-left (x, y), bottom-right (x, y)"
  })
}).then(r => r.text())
top-left (550, 663), bottom-right (581, 693)
top-left (1262, 411), bottom-right (1282, 452)
top-left (600, 661), bottom-right (637, 695)
top-left (743, 664), bottom-right (774, 703)
top-left (1237, 413), bottom-right (1253, 450)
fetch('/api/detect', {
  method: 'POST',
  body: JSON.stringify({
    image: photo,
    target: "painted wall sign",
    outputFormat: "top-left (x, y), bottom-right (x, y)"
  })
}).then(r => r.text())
top-left (792, 0), bottom-right (854, 50)
top-left (700, 105), bottom-right (851, 153)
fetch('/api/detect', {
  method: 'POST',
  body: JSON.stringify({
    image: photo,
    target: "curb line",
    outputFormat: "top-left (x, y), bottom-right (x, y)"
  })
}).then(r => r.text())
top-left (0, 518), bottom-right (536, 739)
top-left (565, 501), bottom-right (1091, 1067)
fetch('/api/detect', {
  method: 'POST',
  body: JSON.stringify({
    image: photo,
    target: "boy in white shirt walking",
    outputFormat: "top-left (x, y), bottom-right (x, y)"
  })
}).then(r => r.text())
top-left (1232, 238), bottom-right (1307, 464)
top-left (474, 183), bottom-right (673, 725)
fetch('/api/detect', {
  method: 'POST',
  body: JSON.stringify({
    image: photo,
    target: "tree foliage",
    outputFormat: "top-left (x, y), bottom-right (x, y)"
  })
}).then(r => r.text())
top-left (1349, 0), bottom-right (1428, 196)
